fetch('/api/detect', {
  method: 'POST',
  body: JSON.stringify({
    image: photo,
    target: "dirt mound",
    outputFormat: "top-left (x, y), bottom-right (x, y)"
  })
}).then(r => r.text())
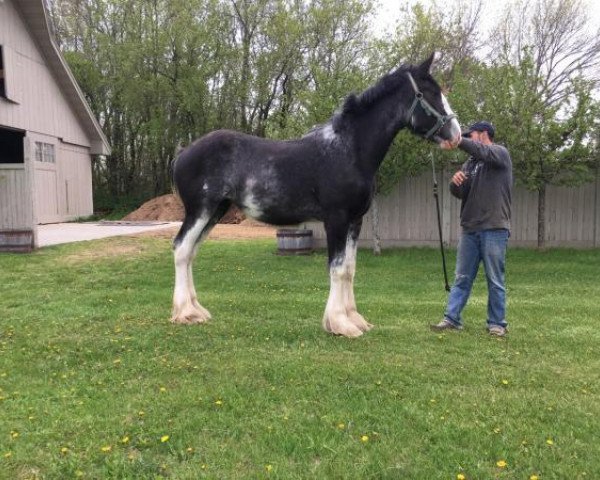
top-left (122, 194), bottom-right (185, 221)
top-left (122, 194), bottom-right (246, 224)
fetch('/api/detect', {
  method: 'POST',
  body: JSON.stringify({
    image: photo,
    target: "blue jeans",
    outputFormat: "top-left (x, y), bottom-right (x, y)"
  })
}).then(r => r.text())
top-left (444, 229), bottom-right (509, 329)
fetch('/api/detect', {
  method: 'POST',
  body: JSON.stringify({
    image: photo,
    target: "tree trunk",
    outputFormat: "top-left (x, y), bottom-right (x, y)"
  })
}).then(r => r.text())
top-left (371, 195), bottom-right (381, 255)
top-left (537, 184), bottom-right (546, 249)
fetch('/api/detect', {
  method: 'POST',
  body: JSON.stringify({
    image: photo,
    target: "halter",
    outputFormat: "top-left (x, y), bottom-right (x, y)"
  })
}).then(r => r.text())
top-left (406, 73), bottom-right (456, 140)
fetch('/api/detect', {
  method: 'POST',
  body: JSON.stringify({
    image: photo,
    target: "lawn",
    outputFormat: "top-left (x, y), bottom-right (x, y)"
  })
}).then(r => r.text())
top-left (0, 235), bottom-right (599, 479)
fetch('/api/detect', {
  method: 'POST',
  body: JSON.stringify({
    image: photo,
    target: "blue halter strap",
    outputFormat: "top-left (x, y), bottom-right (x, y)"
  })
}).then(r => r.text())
top-left (406, 73), bottom-right (456, 140)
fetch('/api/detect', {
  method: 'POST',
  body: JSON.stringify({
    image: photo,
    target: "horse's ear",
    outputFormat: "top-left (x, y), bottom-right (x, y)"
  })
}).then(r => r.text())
top-left (418, 52), bottom-right (440, 74)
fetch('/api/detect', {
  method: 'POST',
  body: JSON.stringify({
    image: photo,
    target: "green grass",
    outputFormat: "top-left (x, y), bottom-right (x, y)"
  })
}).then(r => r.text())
top-left (1, 236), bottom-right (599, 479)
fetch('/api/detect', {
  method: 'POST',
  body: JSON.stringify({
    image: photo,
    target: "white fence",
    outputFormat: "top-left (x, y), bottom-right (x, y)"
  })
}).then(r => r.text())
top-left (306, 169), bottom-right (600, 248)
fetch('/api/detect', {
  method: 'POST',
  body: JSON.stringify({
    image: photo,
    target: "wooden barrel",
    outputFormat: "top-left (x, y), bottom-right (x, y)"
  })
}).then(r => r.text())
top-left (276, 229), bottom-right (313, 255)
top-left (0, 230), bottom-right (34, 253)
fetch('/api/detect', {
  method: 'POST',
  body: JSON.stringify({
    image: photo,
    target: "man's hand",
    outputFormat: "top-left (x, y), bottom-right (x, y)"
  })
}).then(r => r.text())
top-left (451, 171), bottom-right (467, 186)
top-left (439, 132), bottom-right (462, 150)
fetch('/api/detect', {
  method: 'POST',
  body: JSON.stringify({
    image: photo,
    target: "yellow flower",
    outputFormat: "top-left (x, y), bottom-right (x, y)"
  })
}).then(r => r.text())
top-left (337, 423), bottom-right (345, 430)
top-left (160, 435), bottom-right (170, 443)
top-left (215, 400), bottom-right (223, 406)
top-left (10, 431), bottom-right (19, 439)
top-left (101, 445), bottom-right (112, 453)
top-left (496, 460), bottom-right (507, 468)
top-left (361, 435), bottom-right (369, 442)
top-left (501, 379), bottom-right (509, 385)
top-left (60, 447), bottom-right (69, 455)
top-left (265, 464), bottom-right (273, 472)
top-left (530, 475), bottom-right (540, 480)
top-left (138, 410), bottom-right (145, 417)
top-left (186, 447), bottom-right (194, 453)
top-left (457, 474), bottom-right (466, 480)
top-left (4, 452), bottom-right (12, 458)
top-left (121, 436), bottom-right (130, 444)
top-left (546, 438), bottom-right (554, 445)
top-left (159, 387), bottom-right (167, 393)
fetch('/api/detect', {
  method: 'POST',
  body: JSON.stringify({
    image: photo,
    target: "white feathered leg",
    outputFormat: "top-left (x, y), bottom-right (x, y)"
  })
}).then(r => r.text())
top-left (171, 216), bottom-right (212, 324)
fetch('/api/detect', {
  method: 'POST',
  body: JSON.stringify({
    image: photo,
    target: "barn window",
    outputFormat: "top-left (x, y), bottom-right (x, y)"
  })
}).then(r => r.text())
top-left (0, 127), bottom-right (25, 164)
top-left (34, 141), bottom-right (56, 163)
top-left (0, 45), bottom-right (6, 98)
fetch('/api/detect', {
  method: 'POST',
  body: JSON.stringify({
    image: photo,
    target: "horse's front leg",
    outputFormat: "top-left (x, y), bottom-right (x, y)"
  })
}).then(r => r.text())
top-left (343, 220), bottom-right (373, 332)
top-left (322, 216), bottom-right (364, 338)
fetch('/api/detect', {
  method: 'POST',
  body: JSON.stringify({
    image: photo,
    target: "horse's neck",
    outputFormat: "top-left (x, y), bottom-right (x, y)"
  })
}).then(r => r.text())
top-left (352, 95), bottom-right (408, 175)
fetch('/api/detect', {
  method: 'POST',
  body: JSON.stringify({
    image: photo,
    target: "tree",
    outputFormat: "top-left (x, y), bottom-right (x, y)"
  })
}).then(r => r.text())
top-left (487, 0), bottom-right (600, 247)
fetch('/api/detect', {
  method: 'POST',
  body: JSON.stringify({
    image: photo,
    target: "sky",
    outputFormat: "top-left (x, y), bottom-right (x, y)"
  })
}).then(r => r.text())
top-left (372, 0), bottom-right (600, 37)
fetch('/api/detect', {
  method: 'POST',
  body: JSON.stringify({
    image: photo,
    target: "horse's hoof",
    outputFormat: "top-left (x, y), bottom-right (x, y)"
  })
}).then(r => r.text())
top-left (323, 313), bottom-right (364, 338)
top-left (170, 306), bottom-right (211, 325)
top-left (348, 311), bottom-right (373, 332)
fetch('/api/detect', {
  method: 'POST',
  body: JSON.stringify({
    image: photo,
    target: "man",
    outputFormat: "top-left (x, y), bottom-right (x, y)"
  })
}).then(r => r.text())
top-left (431, 121), bottom-right (513, 336)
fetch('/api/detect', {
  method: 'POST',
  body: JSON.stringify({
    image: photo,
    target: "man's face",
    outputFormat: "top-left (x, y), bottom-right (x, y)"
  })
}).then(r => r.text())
top-left (468, 130), bottom-right (487, 143)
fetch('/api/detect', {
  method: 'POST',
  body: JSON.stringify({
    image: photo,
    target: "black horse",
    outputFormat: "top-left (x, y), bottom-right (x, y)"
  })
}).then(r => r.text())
top-left (171, 53), bottom-right (461, 337)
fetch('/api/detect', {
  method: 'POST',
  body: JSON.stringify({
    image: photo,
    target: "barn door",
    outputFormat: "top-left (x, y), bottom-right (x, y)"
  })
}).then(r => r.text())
top-left (33, 140), bottom-right (61, 223)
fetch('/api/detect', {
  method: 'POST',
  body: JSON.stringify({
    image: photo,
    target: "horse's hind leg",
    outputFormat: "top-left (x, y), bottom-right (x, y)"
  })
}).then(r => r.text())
top-left (171, 201), bottom-right (230, 324)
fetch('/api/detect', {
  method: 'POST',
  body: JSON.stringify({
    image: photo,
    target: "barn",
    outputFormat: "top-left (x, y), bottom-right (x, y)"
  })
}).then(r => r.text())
top-left (0, 0), bottom-right (110, 252)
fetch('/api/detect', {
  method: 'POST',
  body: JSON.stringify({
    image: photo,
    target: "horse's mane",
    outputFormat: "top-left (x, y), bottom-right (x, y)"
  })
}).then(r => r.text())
top-left (333, 64), bottom-right (414, 129)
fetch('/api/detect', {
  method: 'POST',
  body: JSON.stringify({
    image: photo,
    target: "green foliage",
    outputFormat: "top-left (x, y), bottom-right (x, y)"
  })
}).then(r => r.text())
top-left (49, 0), bottom-right (600, 212)
top-left (1, 237), bottom-right (600, 478)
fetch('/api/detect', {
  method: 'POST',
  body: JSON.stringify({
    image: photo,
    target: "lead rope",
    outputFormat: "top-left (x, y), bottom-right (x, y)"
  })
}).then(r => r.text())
top-left (430, 153), bottom-right (451, 292)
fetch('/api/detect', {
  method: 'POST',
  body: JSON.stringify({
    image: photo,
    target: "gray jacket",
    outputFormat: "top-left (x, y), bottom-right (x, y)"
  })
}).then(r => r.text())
top-left (449, 138), bottom-right (513, 233)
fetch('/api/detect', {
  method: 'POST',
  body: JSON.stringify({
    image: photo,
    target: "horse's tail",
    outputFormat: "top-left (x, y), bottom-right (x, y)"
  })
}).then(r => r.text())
top-left (169, 143), bottom-right (186, 195)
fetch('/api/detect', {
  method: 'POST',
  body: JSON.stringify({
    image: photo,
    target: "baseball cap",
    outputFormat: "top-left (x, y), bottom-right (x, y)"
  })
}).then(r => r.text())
top-left (462, 121), bottom-right (495, 139)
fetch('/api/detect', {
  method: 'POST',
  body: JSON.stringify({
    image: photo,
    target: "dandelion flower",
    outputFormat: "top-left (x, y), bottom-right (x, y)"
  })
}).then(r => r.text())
top-left (10, 431), bottom-right (19, 439)
top-left (546, 438), bottom-right (554, 445)
top-left (215, 400), bottom-right (223, 406)
top-left (457, 474), bottom-right (466, 480)
top-left (160, 435), bottom-right (170, 443)
top-left (529, 475), bottom-right (540, 480)
top-left (361, 435), bottom-right (369, 442)
top-left (60, 447), bottom-right (69, 455)
top-left (265, 464), bottom-right (273, 472)
top-left (160, 387), bottom-right (167, 393)
top-left (496, 460), bottom-right (507, 468)
top-left (337, 423), bottom-right (345, 430)
top-left (4, 452), bottom-right (12, 458)
top-left (101, 445), bottom-right (112, 453)
top-left (501, 379), bottom-right (509, 385)
top-left (186, 447), bottom-right (194, 453)
top-left (121, 436), bottom-right (130, 444)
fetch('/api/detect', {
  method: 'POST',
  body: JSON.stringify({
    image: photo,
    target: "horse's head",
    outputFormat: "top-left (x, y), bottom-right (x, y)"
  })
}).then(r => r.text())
top-left (405, 53), bottom-right (461, 145)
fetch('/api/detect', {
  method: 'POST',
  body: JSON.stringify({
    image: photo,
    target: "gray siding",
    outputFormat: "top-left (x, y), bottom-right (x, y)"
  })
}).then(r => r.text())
top-left (306, 169), bottom-right (600, 249)
top-left (0, 0), bottom-right (90, 146)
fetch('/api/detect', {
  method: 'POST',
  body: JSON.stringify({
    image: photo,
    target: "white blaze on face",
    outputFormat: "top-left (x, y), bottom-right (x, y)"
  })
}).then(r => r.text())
top-left (441, 93), bottom-right (461, 138)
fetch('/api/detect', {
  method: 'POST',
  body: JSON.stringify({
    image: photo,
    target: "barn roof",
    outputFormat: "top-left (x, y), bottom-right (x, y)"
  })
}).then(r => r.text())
top-left (15, 0), bottom-right (111, 155)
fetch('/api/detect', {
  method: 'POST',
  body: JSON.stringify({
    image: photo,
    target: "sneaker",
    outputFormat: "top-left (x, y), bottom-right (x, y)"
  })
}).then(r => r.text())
top-left (430, 319), bottom-right (463, 331)
top-left (487, 325), bottom-right (507, 337)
